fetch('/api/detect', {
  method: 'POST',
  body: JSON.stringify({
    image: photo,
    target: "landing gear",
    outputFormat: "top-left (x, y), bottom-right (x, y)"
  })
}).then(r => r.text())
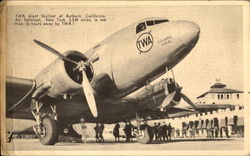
top-left (31, 101), bottom-right (58, 145)
top-left (135, 112), bottom-right (153, 144)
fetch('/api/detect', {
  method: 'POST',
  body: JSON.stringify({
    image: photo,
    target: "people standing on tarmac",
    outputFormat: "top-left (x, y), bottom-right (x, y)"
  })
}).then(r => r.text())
top-left (124, 122), bottom-right (132, 142)
top-left (128, 122), bottom-right (133, 141)
top-left (94, 123), bottom-right (100, 142)
top-left (113, 123), bottom-right (120, 142)
top-left (224, 126), bottom-right (229, 138)
top-left (99, 123), bottom-right (105, 142)
top-left (124, 122), bottom-right (129, 142)
top-left (168, 123), bottom-right (172, 140)
top-left (153, 122), bottom-right (158, 141)
top-left (162, 122), bottom-right (168, 141)
top-left (80, 118), bottom-right (88, 143)
top-left (214, 126), bottom-right (219, 138)
top-left (157, 123), bottom-right (162, 141)
top-left (220, 127), bottom-right (223, 138)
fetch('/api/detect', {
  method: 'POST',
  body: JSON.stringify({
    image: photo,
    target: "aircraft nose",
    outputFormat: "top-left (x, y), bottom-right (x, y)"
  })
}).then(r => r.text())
top-left (179, 21), bottom-right (200, 45)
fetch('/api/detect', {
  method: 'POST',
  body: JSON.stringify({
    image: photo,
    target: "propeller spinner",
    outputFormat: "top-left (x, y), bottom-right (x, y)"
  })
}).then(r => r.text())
top-left (33, 39), bottom-right (98, 117)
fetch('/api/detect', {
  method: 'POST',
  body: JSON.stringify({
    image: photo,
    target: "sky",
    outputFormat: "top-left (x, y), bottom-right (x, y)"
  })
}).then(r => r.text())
top-left (5, 4), bottom-right (244, 106)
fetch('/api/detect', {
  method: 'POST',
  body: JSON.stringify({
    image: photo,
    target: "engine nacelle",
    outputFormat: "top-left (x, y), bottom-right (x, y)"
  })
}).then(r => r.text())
top-left (34, 50), bottom-right (94, 99)
top-left (135, 78), bottom-right (181, 110)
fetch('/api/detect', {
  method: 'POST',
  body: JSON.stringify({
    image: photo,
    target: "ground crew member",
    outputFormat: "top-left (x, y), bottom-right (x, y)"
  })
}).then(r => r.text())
top-left (99, 123), bottom-right (105, 142)
top-left (168, 123), bottom-right (172, 140)
top-left (128, 122), bottom-right (133, 141)
top-left (124, 122), bottom-right (131, 142)
top-left (225, 126), bottom-right (229, 138)
top-left (153, 122), bottom-right (158, 141)
top-left (80, 118), bottom-right (88, 143)
top-left (157, 123), bottom-right (162, 141)
top-left (214, 126), bottom-right (219, 138)
top-left (113, 123), bottom-right (120, 142)
top-left (162, 122), bottom-right (168, 140)
top-left (94, 123), bottom-right (100, 142)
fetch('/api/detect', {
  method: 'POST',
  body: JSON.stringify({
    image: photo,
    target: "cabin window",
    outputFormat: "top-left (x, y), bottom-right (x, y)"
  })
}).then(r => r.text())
top-left (154, 19), bottom-right (169, 24)
top-left (237, 94), bottom-right (240, 99)
top-left (136, 22), bottom-right (146, 33)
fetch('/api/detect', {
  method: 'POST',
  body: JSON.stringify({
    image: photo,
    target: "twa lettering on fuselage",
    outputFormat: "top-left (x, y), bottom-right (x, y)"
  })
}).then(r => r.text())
top-left (136, 32), bottom-right (153, 54)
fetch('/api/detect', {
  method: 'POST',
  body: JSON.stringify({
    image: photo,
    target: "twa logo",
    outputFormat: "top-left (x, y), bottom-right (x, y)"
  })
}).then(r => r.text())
top-left (136, 32), bottom-right (153, 53)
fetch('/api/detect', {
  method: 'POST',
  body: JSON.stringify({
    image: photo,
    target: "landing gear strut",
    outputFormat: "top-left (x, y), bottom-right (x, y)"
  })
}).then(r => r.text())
top-left (135, 112), bottom-right (153, 144)
top-left (31, 101), bottom-right (58, 145)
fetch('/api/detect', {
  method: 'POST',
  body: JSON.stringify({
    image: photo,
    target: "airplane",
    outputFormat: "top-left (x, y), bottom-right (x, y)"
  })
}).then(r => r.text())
top-left (5, 17), bottom-right (200, 145)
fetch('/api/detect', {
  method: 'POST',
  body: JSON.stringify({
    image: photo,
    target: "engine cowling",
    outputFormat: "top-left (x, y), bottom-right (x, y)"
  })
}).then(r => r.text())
top-left (136, 78), bottom-right (181, 110)
top-left (34, 50), bottom-right (94, 99)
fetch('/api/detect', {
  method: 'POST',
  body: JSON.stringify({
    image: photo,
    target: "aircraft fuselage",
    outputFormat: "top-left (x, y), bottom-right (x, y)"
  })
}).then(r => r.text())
top-left (33, 17), bottom-right (200, 123)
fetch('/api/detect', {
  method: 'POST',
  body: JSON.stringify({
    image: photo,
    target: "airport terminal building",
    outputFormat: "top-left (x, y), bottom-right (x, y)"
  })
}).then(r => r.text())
top-left (196, 80), bottom-right (243, 106)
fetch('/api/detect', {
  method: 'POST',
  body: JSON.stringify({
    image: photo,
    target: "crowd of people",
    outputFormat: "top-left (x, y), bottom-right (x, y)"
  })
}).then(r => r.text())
top-left (112, 121), bottom-right (173, 142)
top-left (181, 124), bottom-right (230, 138)
top-left (80, 119), bottom-right (233, 144)
top-left (152, 122), bottom-right (172, 141)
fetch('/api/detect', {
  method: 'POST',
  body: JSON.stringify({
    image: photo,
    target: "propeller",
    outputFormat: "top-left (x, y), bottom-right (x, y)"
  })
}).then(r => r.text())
top-left (160, 69), bottom-right (197, 110)
top-left (180, 92), bottom-right (197, 109)
top-left (33, 39), bottom-right (98, 117)
top-left (33, 39), bottom-right (78, 65)
top-left (160, 91), bottom-right (176, 109)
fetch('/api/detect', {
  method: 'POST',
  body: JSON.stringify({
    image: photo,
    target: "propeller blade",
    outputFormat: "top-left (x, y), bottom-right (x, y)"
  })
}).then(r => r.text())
top-left (81, 70), bottom-right (98, 117)
top-left (159, 91), bottom-right (176, 109)
top-left (180, 92), bottom-right (197, 109)
top-left (33, 39), bottom-right (78, 65)
top-left (171, 69), bottom-right (177, 88)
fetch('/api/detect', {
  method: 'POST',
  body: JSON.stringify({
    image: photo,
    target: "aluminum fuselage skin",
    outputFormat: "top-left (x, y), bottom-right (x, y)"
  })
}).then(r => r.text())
top-left (34, 18), bottom-right (200, 124)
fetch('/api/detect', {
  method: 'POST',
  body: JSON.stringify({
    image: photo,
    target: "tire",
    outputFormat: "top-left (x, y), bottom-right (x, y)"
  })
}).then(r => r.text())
top-left (37, 117), bottom-right (58, 145)
top-left (137, 126), bottom-right (153, 144)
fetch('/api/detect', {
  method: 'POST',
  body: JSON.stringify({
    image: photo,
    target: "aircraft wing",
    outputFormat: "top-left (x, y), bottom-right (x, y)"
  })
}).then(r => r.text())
top-left (188, 104), bottom-right (236, 111)
top-left (139, 106), bottom-right (197, 120)
top-left (6, 76), bottom-right (36, 119)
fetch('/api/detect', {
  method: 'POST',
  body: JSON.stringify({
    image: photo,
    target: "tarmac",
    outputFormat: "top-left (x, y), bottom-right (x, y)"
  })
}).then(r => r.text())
top-left (4, 137), bottom-right (244, 152)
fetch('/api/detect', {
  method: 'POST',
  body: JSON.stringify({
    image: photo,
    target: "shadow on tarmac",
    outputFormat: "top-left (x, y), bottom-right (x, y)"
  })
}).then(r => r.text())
top-left (56, 138), bottom-right (235, 145)
top-left (150, 138), bottom-right (235, 144)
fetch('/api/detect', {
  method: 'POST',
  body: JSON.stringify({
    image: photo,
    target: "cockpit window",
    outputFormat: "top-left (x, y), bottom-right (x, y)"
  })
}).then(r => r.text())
top-left (146, 20), bottom-right (154, 26)
top-left (154, 19), bottom-right (169, 24)
top-left (136, 19), bottom-right (169, 33)
top-left (136, 22), bottom-right (146, 33)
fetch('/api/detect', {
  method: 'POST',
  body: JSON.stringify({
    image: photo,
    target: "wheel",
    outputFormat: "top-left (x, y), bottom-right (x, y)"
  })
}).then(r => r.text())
top-left (136, 126), bottom-right (153, 144)
top-left (37, 117), bottom-right (58, 145)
